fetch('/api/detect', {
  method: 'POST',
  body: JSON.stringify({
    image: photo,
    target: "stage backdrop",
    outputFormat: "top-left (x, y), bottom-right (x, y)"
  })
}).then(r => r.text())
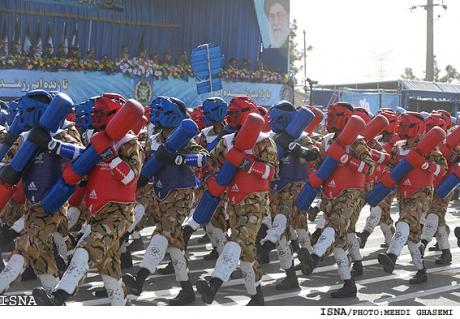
top-left (0, 69), bottom-right (293, 106)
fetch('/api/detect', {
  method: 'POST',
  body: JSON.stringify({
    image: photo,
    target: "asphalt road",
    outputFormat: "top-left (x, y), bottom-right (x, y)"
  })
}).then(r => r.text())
top-left (2, 199), bottom-right (460, 306)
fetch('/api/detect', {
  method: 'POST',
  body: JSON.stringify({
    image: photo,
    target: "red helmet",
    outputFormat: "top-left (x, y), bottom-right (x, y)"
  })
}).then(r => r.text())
top-left (226, 96), bottom-right (259, 129)
top-left (354, 107), bottom-right (371, 124)
top-left (377, 109), bottom-right (398, 133)
top-left (397, 111), bottom-right (426, 139)
top-left (91, 93), bottom-right (126, 131)
top-left (426, 112), bottom-right (448, 132)
top-left (189, 106), bottom-right (206, 130)
top-left (326, 102), bottom-right (354, 132)
top-left (435, 109), bottom-right (452, 130)
top-left (257, 105), bottom-right (271, 132)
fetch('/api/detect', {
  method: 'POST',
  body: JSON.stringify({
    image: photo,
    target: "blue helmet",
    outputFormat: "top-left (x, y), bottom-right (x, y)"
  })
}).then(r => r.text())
top-left (203, 97), bottom-right (228, 126)
top-left (269, 100), bottom-right (296, 133)
top-left (6, 100), bottom-right (19, 126)
top-left (150, 96), bottom-right (189, 128)
top-left (16, 90), bottom-right (52, 130)
top-left (75, 97), bottom-right (98, 131)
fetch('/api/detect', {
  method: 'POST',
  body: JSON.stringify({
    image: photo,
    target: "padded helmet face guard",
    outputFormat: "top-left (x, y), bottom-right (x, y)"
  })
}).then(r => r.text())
top-left (75, 97), bottom-right (98, 131)
top-left (190, 106), bottom-right (206, 130)
top-left (326, 102), bottom-right (354, 133)
top-left (377, 109), bottom-right (398, 133)
top-left (226, 96), bottom-right (259, 129)
top-left (397, 111), bottom-right (426, 139)
top-left (16, 90), bottom-right (53, 131)
top-left (435, 109), bottom-right (452, 130)
top-left (150, 96), bottom-right (189, 129)
top-left (91, 93), bottom-right (126, 131)
top-left (354, 107), bottom-right (371, 124)
top-left (269, 100), bottom-right (296, 133)
top-left (426, 112), bottom-right (447, 132)
top-left (203, 97), bottom-right (228, 126)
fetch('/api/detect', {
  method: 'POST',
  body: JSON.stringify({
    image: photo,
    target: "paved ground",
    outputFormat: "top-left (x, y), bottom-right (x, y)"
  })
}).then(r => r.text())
top-left (2, 199), bottom-right (460, 306)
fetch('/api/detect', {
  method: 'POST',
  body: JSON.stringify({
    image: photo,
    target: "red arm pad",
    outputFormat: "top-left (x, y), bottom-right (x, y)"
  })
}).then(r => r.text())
top-left (347, 157), bottom-right (371, 174)
top-left (371, 149), bottom-right (390, 164)
top-left (337, 115), bottom-right (366, 146)
top-left (68, 184), bottom-right (86, 206)
top-left (326, 143), bottom-right (347, 162)
top-left (90, 131), bottom-right (116, 155)
top-left (0, 183), bottom-right (17, 212)
top-left (105, 99), bottom-right (145, 141)
top-left (305, 107), bottom-right (324, 134)
top-left (234, 113), bottom-right (265, 151)
top-left (363, 115), bottom-right (389, 142)
top-left (248, 161), bottom-right (275, 181)
top-left (406, 150), bottom-right (426, 168)
top-left (109, 157), bottom-right (136, 185)
top-left (63, 163), bottom-right (82, 185)
top-left (225, 148), bottom-right (246, 167)
top-left (11, 180), bottom-right (25, 204)
top-left (417, 127), bottom-right (446, 154)
top-left (206, 176), bottom-right (226, 197)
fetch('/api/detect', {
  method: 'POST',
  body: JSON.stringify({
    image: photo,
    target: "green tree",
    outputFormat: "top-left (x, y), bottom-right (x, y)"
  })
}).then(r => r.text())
top-left (401, 67), bottom-right (419, 80)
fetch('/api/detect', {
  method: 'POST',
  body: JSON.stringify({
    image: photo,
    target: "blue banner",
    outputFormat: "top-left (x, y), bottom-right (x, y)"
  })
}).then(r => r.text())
top-left (0, 69), bottom-right (292, 107)
top-left (341, 91), bottom-right (381, 115)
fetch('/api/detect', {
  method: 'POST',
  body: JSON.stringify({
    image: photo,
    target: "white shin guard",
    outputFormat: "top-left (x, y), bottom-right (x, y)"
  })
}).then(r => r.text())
top-left (127, 203), bottom-right (145, 234)
top-left (277, 235), bottom-right (293, 270)
top-left (387, 222), bottom-right (409, 257)
top-left (334, 248), bottom-right (351, 280)
top-left (56, 248), bottom-right (89, 295)
top-left (67, 207), bottom-right (81, 230)
top-left (363, 206), bottom-right (382, 233)
top-left (346, 233), bottom-right (362, 261)
top-left (296, 228), bottom-right (312, 252)
top-left (240, 261), bottom-right (258, 296)
top-left (262, 214), bottom-right (287, 244)
top-left (206, 223), bottom-right (226, 254)
top-left (407, 241), bottom-right (424, 270)
top-left (421, 213), bottom-right (439, 243)
top-left (0, 254), bottom-right (25, 294)
top-left (380, 223), bottom-right (393, 244)
top-left (436, 225), bottom-right (450, 250)
top-left (312, 227), bottom-right (335, 258)
top-left (102, 275), bottom-right (126, 306)
top-left (139, 234), bottom-right (168, 274)
top-left (38, 274), bottom-right (59, 294)
top-left (52, 232), bottom-right (69, 262)
top-left (211, 241), bottom-right (241, 282)
top-left (168, 247), bottom-right (189, 282)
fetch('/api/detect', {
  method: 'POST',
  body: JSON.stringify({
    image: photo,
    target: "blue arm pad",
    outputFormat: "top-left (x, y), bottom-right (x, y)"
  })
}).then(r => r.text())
top-left (316, 156), bottom-right (338, 181)
top-left (366, 182), bottom-right (392, 207)
top-left (10, 140), bottom-right (39, 172)
top-left (71, 146), bottom-right (101, 177)
top-left (390, 159), bottom-right (413, 182)
top-left (215, 161), bottom-right (238, 186)
top-left (295, 183), bottom-right (321, 211)
top-left (192, 191), bottom-right (222, 225)
top-left (436, 173), bottom-right (460, 199)
top-left (42, 178), bottom-right (76, 214)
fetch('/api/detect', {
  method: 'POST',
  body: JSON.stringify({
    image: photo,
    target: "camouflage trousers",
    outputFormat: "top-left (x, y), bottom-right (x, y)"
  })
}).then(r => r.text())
top-left (228, 192), bottom-right (269, 283)
top-left (14, 202), bottom-right (67, 276)
top-left (269, 182), bottom-right (308, 238)
top-left (398, 187), bottom-right (433, 242)
top-left (0, 200), bottom-right (24, 227)
top-left (80, 202), bottom-right (134, 279)
top-left (136, 183), bottom-right (155, 229)
top-left (320, 189), bottom-right (365, 249)
top-left (152, 189), bottom-right (196, 250)
top-left (427, 192), bottom-right (452, 228)
top-left (379, 191), bottom-right (396, 226)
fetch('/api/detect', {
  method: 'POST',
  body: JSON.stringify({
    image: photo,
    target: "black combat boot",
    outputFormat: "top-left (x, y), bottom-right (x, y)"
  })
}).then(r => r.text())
top-left (168, 280), bottom-right (195, 306)
top-left (409, 268), bottom-right (427, 284)
top-left (419, 239), bottom-right (429, 257)
top-left (157, 260), bottom-right (174, 275)
top-left (128, 237), bottom-right (145, 252)
top-left (310, 228), bottom-right (322, 246)
top-left (195, 277), bottom-right (222, 304)
top-left (351, 260), bottom-right (363, 277)
top-left (428, 242), bottom-right (440, 251)
top-left (435, 249), bottom-right (452, 265)
top-left (32, 288), bottom-right (70, 306)
top-left (255, 224), bottom-right (269, 261)
top-left (377, 252), bottom-right (397, 274)
top-left (122, 267), bottom-right (150, 296)
top-left (290, 239), bottom-right (300, 253)
top-left (203, 247), bottom-right (219, 261)
top-left (454, 227), bottom-right (460, 247)
top-left (120, 251), bottom-right (133, 269)
top-left (330, 279), bottom-right (357, 298)
top-left (356, 230), bottom-right (370, 249)
top-left (246, 285), bottom-right (264, 306)
top-left (257, 240), bottom-right (275, 264)
top-left (297, 248), bottom-right (319, 275)
top-left (275, 264), bottom-right (300, 290)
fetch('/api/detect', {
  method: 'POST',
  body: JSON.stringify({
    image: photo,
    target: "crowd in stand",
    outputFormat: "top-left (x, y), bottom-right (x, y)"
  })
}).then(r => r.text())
top-left (0, 41), bottom-right (288, 84)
